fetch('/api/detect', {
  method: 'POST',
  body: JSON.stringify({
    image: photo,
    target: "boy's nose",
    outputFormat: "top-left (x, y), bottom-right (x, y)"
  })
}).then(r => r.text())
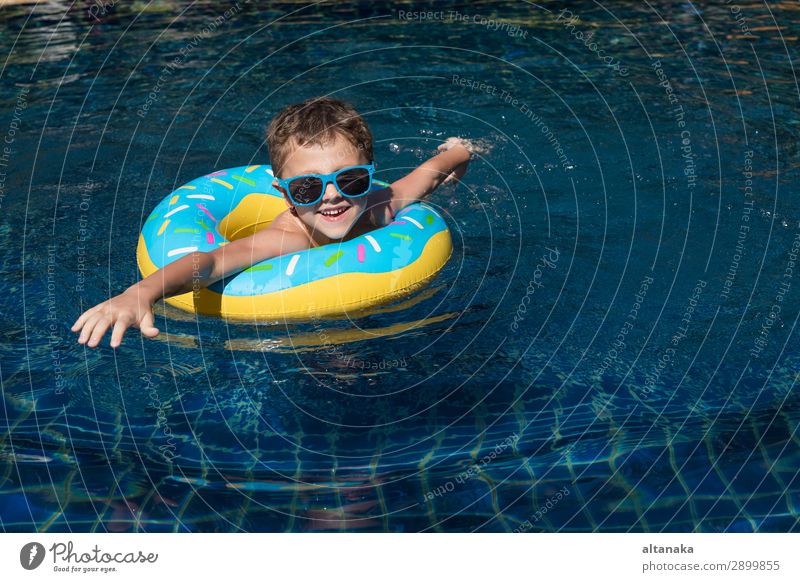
top-left (322, 181), bottom-right (342, 201)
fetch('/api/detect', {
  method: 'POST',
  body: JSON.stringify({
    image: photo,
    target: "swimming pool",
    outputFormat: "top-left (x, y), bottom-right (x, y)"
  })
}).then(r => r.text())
top-left (1, 0), bottom-right (799, 532)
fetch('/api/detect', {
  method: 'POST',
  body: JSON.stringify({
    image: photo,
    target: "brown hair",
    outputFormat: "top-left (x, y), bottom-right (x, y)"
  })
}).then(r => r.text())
top-left (266, 96), bottom-right (373, 178)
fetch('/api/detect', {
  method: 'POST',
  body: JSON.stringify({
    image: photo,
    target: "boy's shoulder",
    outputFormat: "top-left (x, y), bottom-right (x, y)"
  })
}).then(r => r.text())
top-left (260, 209), bottom-right (314, 246)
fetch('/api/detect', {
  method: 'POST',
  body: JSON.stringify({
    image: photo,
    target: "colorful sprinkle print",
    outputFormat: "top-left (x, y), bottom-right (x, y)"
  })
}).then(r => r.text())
top-left (210, 178), bottom-right (233, 189)
top-left (285, 254), bottom-right (300, 276)
top-left (404, 216), bottom-right (425, 230)
top-left (233, 175), bottom-right (256, 186)
top-left (167, 246), bottom-right (198, 257)
top-left (164, 205), bottom-right (188, 218)
top-left (196, 204), bottom-right (217, 222)
top-left (365, 235), bottom-right (381, 253)
top-left (244, 264), bottom-right (273, 273)
top-left (324, 250), bottom-right (344, 267)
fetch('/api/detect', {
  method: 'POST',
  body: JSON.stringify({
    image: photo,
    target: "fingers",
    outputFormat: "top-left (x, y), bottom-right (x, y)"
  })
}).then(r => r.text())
top-left (87, 315), bottom-right (113, 348)
top-left (110, 320), bottom-right (130, 349)
top-left (77, 311), bottom-right (102, 345)
top-left (439, 137), bottom-right (472, 154)
top-left (439, 138), bottom-right (457, 151)
top-left (75, 301), bottom-right (159, 348)
top-left (71, 306), bottom-right (98, 332)
top-left (77, 312), bottom-right (110, 347)
top-left (138, 310), bottom-right (160, 338)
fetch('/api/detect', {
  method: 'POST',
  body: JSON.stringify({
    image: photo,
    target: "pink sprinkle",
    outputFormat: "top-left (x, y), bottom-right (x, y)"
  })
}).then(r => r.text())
top-left (208, 171), bottom-right (228, 176)
top-left (357, 244), bottom-right (365, 263)
top-left (206, 231), bottom-right (215, 244)
top-left (196, 204), bottom-right (217, 222)
top-left (390, 221), bottom-right (407, 225)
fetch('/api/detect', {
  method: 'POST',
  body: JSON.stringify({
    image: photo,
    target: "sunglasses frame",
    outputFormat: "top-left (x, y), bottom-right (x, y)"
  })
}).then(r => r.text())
top-left (276, 162), bottom-right (376, 207)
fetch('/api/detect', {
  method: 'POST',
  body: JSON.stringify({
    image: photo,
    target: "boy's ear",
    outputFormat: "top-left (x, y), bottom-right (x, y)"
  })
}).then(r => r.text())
top-left (273, 180), bottom-right (296, 212)
top-left (273, 180), bottom-right (290, 201)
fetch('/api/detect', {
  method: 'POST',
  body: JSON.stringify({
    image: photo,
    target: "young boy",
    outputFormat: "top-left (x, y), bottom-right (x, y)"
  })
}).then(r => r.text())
top-left (72, 96), bottom-right (476, 348)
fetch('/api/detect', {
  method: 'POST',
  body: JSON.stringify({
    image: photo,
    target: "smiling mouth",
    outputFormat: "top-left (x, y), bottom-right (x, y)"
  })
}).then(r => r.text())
top-left (317, 205), bottom-right (351, 222)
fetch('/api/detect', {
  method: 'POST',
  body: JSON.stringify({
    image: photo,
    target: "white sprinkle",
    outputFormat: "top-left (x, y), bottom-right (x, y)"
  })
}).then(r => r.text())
top-left (404, 216), bottom-right (424, 230)
top-left (266, 168), bottom-right (274, 175)
top-left (365, 235), bottom-right (381, 253)
top-left (167, 246), bottom-right (198, 257)
top-left (164, 204), bottom-right (189, 217)
top-left (427, 207), bottom-right (442, 219)
top-left (286, 254), bottom-right (300, 276)
top-left (186, 194), bottom-right (215, 200)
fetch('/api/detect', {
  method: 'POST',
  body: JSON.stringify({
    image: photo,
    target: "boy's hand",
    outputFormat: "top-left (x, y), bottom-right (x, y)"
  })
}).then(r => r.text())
top-left (437, 137), bottom-right (481, 184)
top-left (385, 135), bottom-right (483, 217)
top-left (437, 136), bottom-right (479, 156)
top-left (71, 287), bottom-right (160, 348)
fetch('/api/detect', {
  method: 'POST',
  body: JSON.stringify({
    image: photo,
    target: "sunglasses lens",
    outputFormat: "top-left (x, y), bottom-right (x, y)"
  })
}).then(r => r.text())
top-left (336, 168), bottom-right (371, 197)
top-left (289, 177), bottom-right (323, 205)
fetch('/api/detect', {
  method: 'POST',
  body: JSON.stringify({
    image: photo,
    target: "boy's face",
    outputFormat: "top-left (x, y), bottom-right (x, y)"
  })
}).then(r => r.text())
top-left (273, 134), bottom-right (370, 241)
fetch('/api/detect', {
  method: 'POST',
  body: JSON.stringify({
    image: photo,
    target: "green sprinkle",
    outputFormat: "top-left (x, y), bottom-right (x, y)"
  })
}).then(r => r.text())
top-left (233, 174), bottom-right (256, 186)
top-left (175, 228), bottom-right (201, 233)
top-left (196, 219), bottom-right (211, 230)
top-left (244, 264), bottom-right (273, 273)
top-left (390, 233), bottom-right (412, 241)
top-left (324, 250), bottom-right (344, 267)
top-left (426, 214), bottom-right (434, 224)
top-left (146, 214), bottom-right (159, 222)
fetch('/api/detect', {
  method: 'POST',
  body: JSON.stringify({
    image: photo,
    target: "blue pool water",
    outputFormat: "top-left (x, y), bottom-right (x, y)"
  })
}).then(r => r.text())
top-left (1, 0), bottom-right (799, 532)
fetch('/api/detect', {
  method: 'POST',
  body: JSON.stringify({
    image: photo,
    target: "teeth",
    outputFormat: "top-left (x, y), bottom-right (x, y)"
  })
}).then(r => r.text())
top-left (321, 207), bottom-right (347, 216)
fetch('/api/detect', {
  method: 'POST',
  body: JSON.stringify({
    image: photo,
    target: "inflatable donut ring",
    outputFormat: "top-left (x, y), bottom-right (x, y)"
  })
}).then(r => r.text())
top-left (136, 165), bottom-right (453, 320)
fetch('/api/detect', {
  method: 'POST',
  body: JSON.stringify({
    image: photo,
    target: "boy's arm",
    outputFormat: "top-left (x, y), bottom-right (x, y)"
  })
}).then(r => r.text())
top-left (71, 223), bottom-right (309, 348)
top-left (139, 223), bottom-right (309, 300)
top-left (380, 139), bottom-right (472, 220)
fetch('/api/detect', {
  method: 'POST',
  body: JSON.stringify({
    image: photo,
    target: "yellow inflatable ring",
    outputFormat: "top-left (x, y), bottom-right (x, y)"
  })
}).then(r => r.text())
top-left (136, 165), bottom-right (453, 320)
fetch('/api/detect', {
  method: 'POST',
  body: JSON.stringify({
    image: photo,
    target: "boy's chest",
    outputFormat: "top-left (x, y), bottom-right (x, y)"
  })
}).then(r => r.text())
top-left (344, 210), bottom-right (379, 240)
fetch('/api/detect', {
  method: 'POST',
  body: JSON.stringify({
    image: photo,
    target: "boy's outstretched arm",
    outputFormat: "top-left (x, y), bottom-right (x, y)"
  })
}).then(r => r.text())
top-left (71, 224), bottom-right (308, 348)
top-left (384, 137), bottom-right (476, 218)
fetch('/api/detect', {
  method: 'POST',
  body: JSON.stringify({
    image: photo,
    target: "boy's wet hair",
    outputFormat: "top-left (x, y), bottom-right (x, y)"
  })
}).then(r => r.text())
top-left (266, 96), bottom-right (373, 177)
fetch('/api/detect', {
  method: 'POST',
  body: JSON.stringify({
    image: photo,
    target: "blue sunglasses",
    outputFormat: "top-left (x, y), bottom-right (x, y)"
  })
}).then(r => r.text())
top-left (276, 162), bottom-right (376, 207)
